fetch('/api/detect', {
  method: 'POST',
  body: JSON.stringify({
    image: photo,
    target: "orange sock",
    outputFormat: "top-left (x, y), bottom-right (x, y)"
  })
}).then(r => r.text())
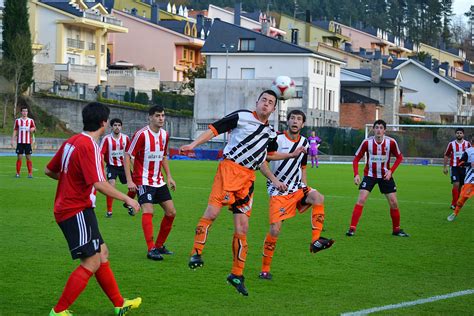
top-left (311, 204), bottom-right (325, 242)
top-left (454, 196), bottom-right (468, 216)
top-left (106, 196), bottom-right (113, 212)
top-left (231, 233), bottom-right (248, 276)
top-left (190, 217), bottom-right (213, 256)
top-left (262, 233), bottom-right (278, 273)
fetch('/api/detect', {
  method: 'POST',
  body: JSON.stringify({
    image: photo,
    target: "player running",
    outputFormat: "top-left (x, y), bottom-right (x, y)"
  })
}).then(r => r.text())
top-left (346, 119), bottom-right (409, 237)
top-left (258, 110), bottom-right (334, 280)
top-left (443, 128), bottom-right (471, 210)
top-left (180, 90), bottom-right (305, 296)
top-left (45, 102), bottom-right (141, 316)
top-left (12, 104), bottom-right (36, 178)
top-left (308, 130), bottom-right (321, 168)
top-left (99, 118), bottom-right (136, 217)
top-left (448, 135), bottom-right (474, 221)
top-left (124, 106), bottom-right (177, 261)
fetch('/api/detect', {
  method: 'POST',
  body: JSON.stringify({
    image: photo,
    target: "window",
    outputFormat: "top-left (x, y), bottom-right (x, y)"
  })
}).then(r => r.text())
top-left (312, 87), bottom-right (316, 108)
top-left (316, 61), bottom-right (322, 75)
top-left (183, 49), bottom-right (187, 60)
top-left (210, 67), bottom-right (218, 79)
top-left (241, 68), bottom-right (255, 79)
top-left (189, 50), bottom-right (194, 62)
top-left (239, 38), bottom-right (255, 52)
top-left (313, 60), bottom-right (317, 74)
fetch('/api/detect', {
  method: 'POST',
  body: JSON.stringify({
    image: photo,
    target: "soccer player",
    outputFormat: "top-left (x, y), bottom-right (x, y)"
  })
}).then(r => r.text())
top-left (346, 119), bottom-right (409, 237)
top-left (44, 102), bottom-right (142, 316)
top-left (180, 90), bottom-right (305, 296)
top-left (443, 128), bottom-right (471, 210)
top-left (308, 130), bottom-right (321, 168)
top-left (124, 105), bottom-right (177, 261)
top-left (99, 118), bottom-right (135, 217)
top-left (11, 104), bottom-right (36, 178)
top-left (258, 110), bottom-right (334, 280)
top-left (448, 135), bottom-right (474, 221)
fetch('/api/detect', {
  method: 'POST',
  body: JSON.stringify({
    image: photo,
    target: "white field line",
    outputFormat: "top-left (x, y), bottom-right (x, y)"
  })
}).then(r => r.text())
top-left (341, 289), bottom-right (474, 316)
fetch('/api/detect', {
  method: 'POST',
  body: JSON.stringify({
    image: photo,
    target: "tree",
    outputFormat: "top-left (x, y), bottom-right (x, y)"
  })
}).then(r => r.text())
top-left (1, 0), bottom-right (33, 115)
top-left (182, 62), bottom-right (206, 93)
top-left (440, 0), bottom-right (453, 46)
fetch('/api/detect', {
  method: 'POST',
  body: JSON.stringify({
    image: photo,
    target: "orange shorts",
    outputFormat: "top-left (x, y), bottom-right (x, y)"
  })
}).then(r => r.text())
top-left (208, 159), bottom-right (256, 216)
top-left (460, 183), bottom-right (474, 199)
top-left (269, 187), bottom-right (312, 224)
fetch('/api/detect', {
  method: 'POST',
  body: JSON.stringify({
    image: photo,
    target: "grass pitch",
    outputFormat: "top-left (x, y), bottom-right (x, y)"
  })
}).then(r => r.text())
top-left (0, 157), bottom-right (473, 315)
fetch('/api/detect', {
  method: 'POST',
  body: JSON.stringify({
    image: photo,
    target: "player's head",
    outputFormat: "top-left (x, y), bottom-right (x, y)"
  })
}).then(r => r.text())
top-left (149, 105), bottom-right (165, 129)
top-left (373, 119), bottom-right (386, 137)
top-left (455, 128), bottom-right (464, 140)
top-left (82, 102), bottom-right (110, 133)
top-left (311, 130), bottom-right (316, 137)
top-left (110, 118), bottom-right (122, 134)
top-left (19, 104), bottom-right (28, 118)
top-left (255, 90), bottom-right (277, 119)
top-left (286, 110), bottom-right (305, 135)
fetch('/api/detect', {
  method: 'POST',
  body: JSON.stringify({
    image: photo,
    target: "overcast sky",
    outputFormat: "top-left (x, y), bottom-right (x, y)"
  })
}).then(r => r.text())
top-left (453, 0), bottom-right (471, 18)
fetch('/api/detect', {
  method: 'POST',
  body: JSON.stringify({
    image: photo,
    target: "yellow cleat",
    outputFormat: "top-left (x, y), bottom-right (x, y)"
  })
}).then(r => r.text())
top-left (114, 297), bottom-right (142, 316)
top-left (49, 308), bottom-right (73, 315)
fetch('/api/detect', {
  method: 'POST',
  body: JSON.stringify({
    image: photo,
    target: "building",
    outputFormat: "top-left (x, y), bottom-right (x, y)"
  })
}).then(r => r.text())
top-left (340, 89), bottom-right (381, 129)
top-left (113, 0), bottom-right (190, 21)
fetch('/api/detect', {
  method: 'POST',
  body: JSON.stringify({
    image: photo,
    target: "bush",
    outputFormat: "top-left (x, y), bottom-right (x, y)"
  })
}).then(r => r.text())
top-left (124, 91), bottom-right (130, 102)
top-left (152, 90), bottom-right (193, 112)
top-left (135, 92), bottom-right (149, 105)
top-left (415, 102), bottom-right (426, 110)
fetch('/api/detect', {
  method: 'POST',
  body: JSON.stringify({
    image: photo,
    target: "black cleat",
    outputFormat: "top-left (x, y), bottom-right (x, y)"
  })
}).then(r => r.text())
top-left (123, 203), bottom-right (135, 216)
top-left (106, 211), bottom-right (113, 218)
top-left (188, 254), bottom-right (204, 269)
top-left (156, 245), bottom-right (174, 255)
top-left (147, 248), bottom-right (164, 261)
top-left (346, 228), bottom-right (355, 237)
top-left (258, 272), bottom-right (272, 280)
top-left (227, 274), bottom-right (248, 296)
top-left (310, 237), bottom-right (335, 253)
top-left (392, 229), bottom-right (409, 237)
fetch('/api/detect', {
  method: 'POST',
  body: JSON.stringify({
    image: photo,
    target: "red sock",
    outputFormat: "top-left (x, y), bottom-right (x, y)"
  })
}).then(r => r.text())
top-left (106, 196), bottom-right (113, 212)
top-left (155, 215), bottom-right (175, 249)
top-left (26, 160), bottom-right (33, 175)
top-left (127, 190), bottom-right (136, 199)
top-left (350, 204), bottom-right (364, 230)
top-left (54, 265), bottom-right (93, 313)
top-left (95, 261), bottom-right (124, 307)
top-left (451, 187), bottom-right (459, 206)
top-left (390, 208), bottom-right (401, 232)
top-left (142, 213), bottom-right (154, 251)
top-left (16, 160), bottom-right (21, 174)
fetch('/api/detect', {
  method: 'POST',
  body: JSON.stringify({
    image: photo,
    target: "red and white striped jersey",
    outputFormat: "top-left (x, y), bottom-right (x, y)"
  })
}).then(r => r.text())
top-left (14, 118), bottom-right (36, 144)
top-left (353, 136), bottom-right (403, 179)
top-left (46, 133), bottom-right (107, 223)
top-left (99, 133), bottom-right (130, 167)
top-left (127, 126), bottom-right (169, 187)
top-left (444, 140), bottom-right (471, 167)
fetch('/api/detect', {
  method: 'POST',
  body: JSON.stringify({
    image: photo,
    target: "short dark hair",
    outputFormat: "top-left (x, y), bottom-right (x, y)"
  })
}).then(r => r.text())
top-left (20, 105), bottom-right (28, 111)
top-left (373, 119), bottom-right (386, 129)
top-left (110, 118), bottom-right (122, 127)
top-left (455, 127), bottom-right (464, 133)
top-left (258, 90), bottom-right (278, 103)
top-left (287, 109), bottom-right (306, 122)
top-left (82, 102), bottom-right (110, 132)
top-left (149, 105), bottom-right (164, 116)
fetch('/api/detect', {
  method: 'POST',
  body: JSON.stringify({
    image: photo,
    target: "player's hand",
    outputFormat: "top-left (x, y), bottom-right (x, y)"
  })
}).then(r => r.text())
top-left (168, 177), bottom-right (176, 191)
top-left (384, 170), bottom-right (392, 181)
top-left (354, 175), bottom-right (361, 185)
top-left (11, 140), bottom-right (15, 148)
top-left (180, 144), bottom-right (194, 153)
top-left (125, 197), bottom-right (140, 213)
top-left (127, 181), bottom-right (137, 192)
top-left (273, 180), bottom-right (287, 191)
top-left (443, 167), bottom-right (448, 175)
top-left (291, 146), bottom-right (307, 157)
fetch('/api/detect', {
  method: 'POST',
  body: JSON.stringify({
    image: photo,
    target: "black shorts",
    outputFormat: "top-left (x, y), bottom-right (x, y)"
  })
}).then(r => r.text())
top-left (106, 165), bottom-right (127, 184)
top-left (138, 185), bottom-right (172, 205)
top-left (16, 143), bottom-right (32, 155)
top-left (359, 176), bottom-right (397, 194)
top-left (58, 208), bottom-right (104, 260)
top-left (450, 167), bottom-right (466, 185)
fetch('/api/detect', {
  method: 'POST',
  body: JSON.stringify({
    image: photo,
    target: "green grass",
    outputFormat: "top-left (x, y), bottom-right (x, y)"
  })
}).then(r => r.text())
top-left (0, 158), bottom-right (473, 315)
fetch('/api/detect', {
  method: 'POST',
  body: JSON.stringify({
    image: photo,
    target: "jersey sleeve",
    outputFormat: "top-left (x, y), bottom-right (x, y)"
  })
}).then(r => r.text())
top-left (14, 119), bottom-right (18, 131)
top-left (47, 142), bottom-right (66, 173)
top-left (127, 132), bottom-right (144, 158)
top-left (124, 135), bottom-right (131, 152)
top-left (266, 132), bottom-right (279, 155)
top-left (99, 137), bottom-right (108, 156)
top-left (444, 143), bottom-right (452, 157)
top-left (80, 142), bottom-right (106, 185)
top-left (353, 140), bottom-right (368, 176)
top-left (389, 139), bottom-right (403, 173)
top-left (209, 111), bottom-right (239, 136)
top-left (31, 119), bottom-right (36, 128)
top-left (301, 142), bottom-right (309, 167)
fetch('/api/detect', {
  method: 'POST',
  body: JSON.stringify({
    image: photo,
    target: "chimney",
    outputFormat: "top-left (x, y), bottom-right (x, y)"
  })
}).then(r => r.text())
top-left (204, 17), bottom-right (212, 29)
top-left (374, 50), bottom-right (381, 60)
top-left (424, 55), bottom-right (432, 70)
top-left (463, 60), bottom-right (470, 72)
top-left (433, 58), bottom-right (439, 69)
top-left (291, 28), bottom-right (299, 45)
top-left (261, 17), bottom-right (270, 36)
top-left (197, 14), bottom-right (204, 27)
top-left (359, 48), bottom-right (366, 56)
top-left (234, 2), bottom-right (241, 26)
top-left (306, 10), bottom-right (312, 23)
top-left (344, 42), bottom-right (352, 53)
top-left (151, 3), bottom-right (160, 24)
top-left (370, 59), bottom-right (382, 83)
top-left (440, 62), bottom-right (449, 76)
top-left (131, 8), bottom-right (137, 15)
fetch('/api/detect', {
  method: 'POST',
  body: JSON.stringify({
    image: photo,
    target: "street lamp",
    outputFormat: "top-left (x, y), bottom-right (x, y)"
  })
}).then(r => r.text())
top-left (221, 43), bottom-right (234, 144)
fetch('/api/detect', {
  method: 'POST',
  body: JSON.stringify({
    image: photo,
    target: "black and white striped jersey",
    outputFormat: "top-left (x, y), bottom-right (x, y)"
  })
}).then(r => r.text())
top-left (209, 110), bottom-right (277, 170)
top-left (461, 147), bottom-right (474, 184)
top-left (267, 132), bottom-right (309, 196)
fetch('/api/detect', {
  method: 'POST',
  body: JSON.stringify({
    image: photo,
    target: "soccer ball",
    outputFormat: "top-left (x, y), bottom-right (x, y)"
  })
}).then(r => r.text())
top-left (271, 76), bottom-right (296, 100)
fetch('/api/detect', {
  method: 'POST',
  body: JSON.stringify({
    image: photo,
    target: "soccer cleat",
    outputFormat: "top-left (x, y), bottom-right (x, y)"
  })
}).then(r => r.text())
top-left (450, 205), bottom-right (456, 210)
top-left (15, 174), bottom-right (20, 178)
top-left (49, 308), bottom-right (73, 316)
top-left (156, 245), bottom-right (173, 255)
top-left (147, 248), bottom-right (163, 261)
top-left (447, 213), bottom-right (457, 222)
top-left (227, 274), bottom-right (249, 296)
top-left (106, 211), bottom-right (113, 218)
top-left (188, 254), bottom-right (204, 269)
top-left (123, 203), bottom-right (135, 216)
top-left (310, 237), bottom-right (335, 253)
top-left (392, 229), bottom-right (410, 237)
top-left (114, 297), bottom-right (142, 316)
top-left (346, 228), bottom-right (355, 237)
top-left (258, 272), bottom-right (273, 280)
top-left (28, 174), bottom-right (33, 178)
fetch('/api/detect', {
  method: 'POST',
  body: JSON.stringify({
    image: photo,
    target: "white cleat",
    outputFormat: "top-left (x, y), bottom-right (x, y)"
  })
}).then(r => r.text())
top-left (447, 213), bottom-right (456, 222)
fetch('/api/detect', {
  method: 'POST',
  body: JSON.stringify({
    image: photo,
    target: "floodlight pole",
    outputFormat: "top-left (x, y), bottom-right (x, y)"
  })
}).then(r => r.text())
top-left (222, 43), bottom-right (234, 144)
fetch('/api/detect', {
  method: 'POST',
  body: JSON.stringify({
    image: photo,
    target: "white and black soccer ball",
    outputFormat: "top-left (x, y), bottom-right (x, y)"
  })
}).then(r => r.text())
top-left (271, 75), bottom-right (296, 100)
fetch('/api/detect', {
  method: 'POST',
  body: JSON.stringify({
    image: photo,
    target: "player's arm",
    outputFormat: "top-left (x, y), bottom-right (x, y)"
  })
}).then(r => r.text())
top-left (443, 144), bottom-right (452, 175)
top-left (301, 151), bottom-right (308, 185)
top-left (124, 152), bottom-right (137, 192)
top-left (11, 125), bottom-right (17, 148)
top-left (30, 120), bottom-right (36, 133)
top-left (44, 144), bottom-right (64, 180)
top-left (94, 181), bottom-right (139, 212)
top-left (353, 141), bottom-right (367, 185)
top-left (385, 142), bottom-right (403, 180)
top-left (44, 167), bottom-right (59, 180)
top-left (180, 129), bottom-right (214, 152)
top-left (161, 156), bottom-right (176, 191)
top-left (259, 161), bottom-right (287, 191)
top-left (266, 146), bottom-right (306, 161)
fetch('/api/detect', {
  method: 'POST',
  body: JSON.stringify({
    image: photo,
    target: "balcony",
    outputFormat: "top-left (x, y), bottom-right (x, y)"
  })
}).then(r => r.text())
top-left (88, 42), bottom-right (96, 50)
top-left (104, 16), bottom-right (123, 27)
top-left (67, 38), bottom-right (84, 50)
top-left (83, 11), bottom-right (102, 22)
top-left (107, 69), bottom-right (160, 93)
top-left (54, 63), bottom-right (98, 86)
